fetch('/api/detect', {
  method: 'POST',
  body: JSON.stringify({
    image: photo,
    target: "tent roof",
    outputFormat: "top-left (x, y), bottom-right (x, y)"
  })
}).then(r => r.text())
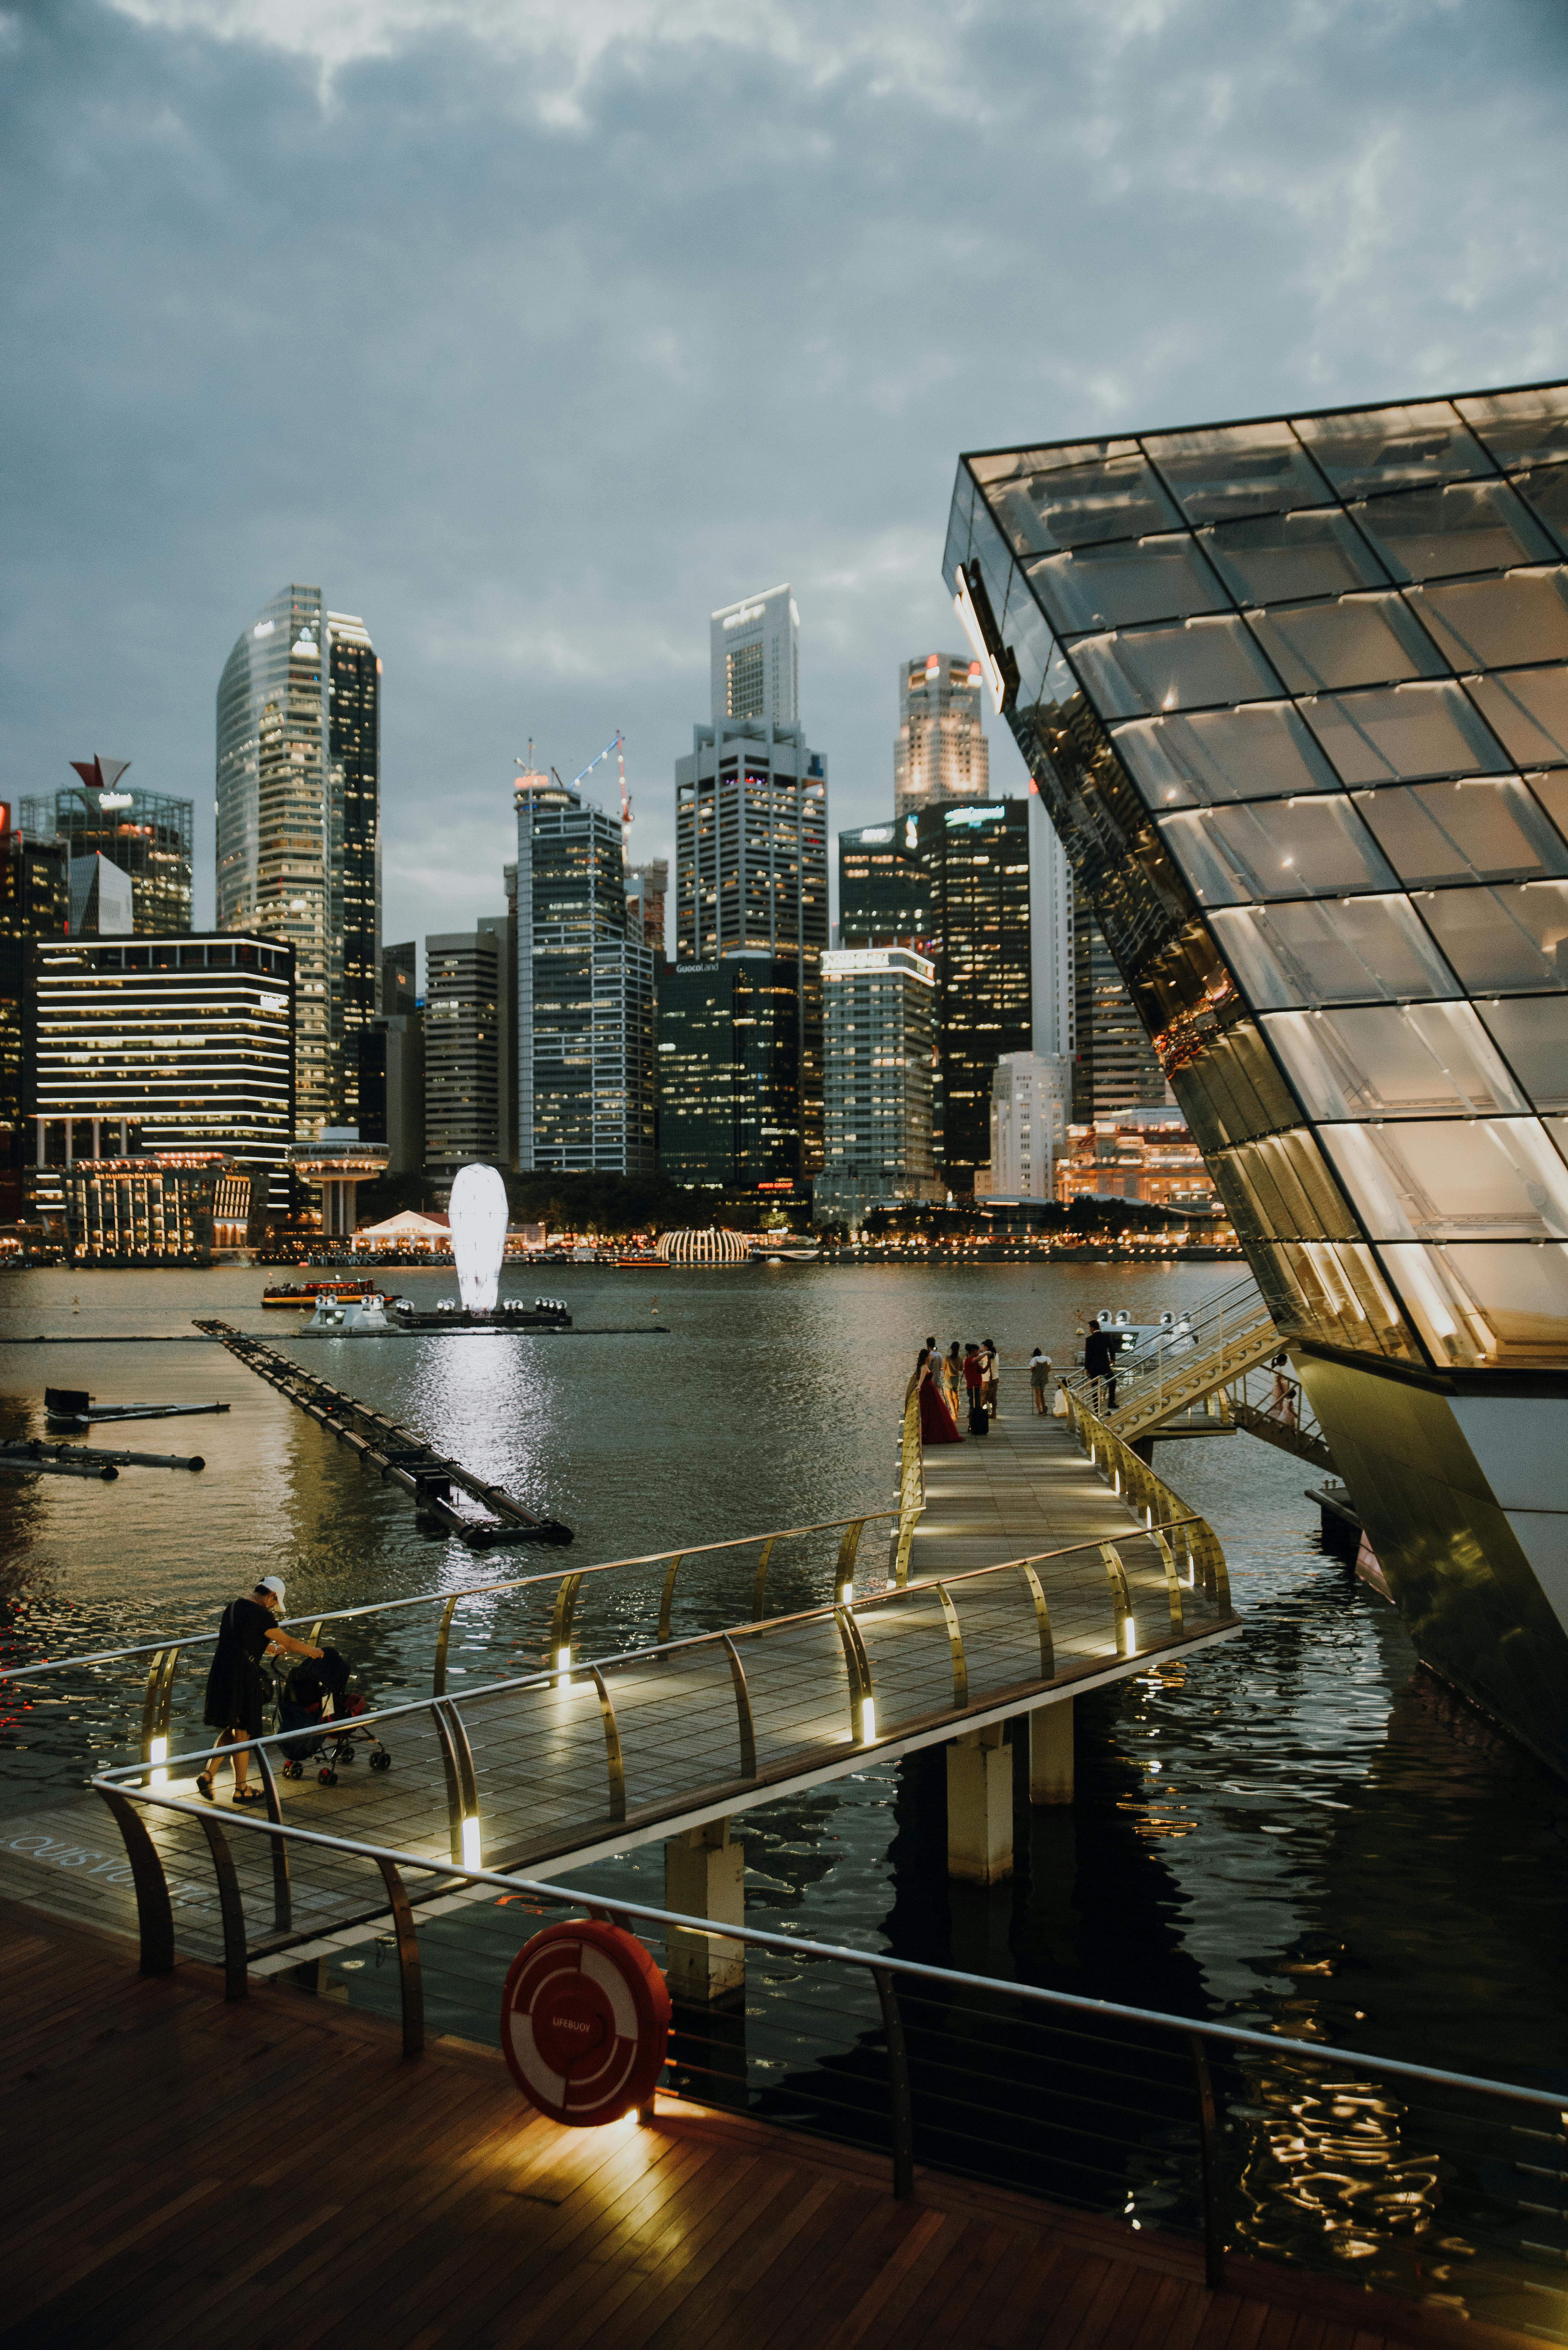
top-left (355, 1209), bottom-right (451, 1237)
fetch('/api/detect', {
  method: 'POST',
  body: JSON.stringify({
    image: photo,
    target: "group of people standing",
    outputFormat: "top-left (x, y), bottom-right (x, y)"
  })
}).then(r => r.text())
top-left (909, 1337), bottom-right (1000, 1444)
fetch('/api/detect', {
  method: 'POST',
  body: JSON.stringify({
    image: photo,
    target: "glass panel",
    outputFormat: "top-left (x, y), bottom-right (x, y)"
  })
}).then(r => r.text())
top-left (1026, 535), bottom-right (1229, 636)
top-left (1301, 679), bottom-right (1508, 783)
top-left (1294, 403), bottom-right (1492, 496)
top-left (980, 448), bottom-right (1181, 557)
top-left (1227, 1132), bottom-right (1359, 1240)
top-left (942, 467), bottom-right (976, 589)
top-left (1158, 798), bottom-right (1393, 906)
top-left (1273, 1237), bottom-right (1421, 1358)
top-left (1209, 893), bottom-right (1459, 1008)
top-left (1510, 465), bottom-right (1568, 557)
top-left (1456, 388), bottom-right (1568, 472)
top-left (1262, 1001), bottom-right (1527, 1118)
top-left (1381, 1240), bottom-right (1568, 1367)
top-left (1110, 701), bottom-right (1340, 810)
top-left (1201, 508), bottom-right (1388, 606)
top-left (1416, 880), bottom-right (1568, 992)
top-left (1524, 768), bottom-right (1568, 846)
top-left (1321, 1116), bottom-right (1568, 1241)
top-left (1406, 569), bottom-right (1568, 670)
top-left (1140, 421), bottom-right (1331, 523)
top-left (1069, 614), bottom-right (1281, 718)
top-left (1247, 592), bottom-right (1445, 694)
top-left (1352, 481), bottom-right (1555, 582)
top-left (1466, 665), bottom-right (1568, 768)
top-left (1478, 997), bottom-right (1568, 1111)
top-left (1001, 575), bottom-right (1057, 712)
top-left (1353, 776), bottom-right (1568, 885)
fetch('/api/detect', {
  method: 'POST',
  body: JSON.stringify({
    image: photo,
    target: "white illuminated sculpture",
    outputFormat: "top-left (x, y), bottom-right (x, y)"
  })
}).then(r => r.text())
top-left (448, 1163), bottom-right (509, 1313)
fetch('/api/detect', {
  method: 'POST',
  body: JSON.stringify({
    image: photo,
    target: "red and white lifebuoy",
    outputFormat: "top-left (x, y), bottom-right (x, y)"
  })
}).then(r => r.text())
top-left (500, 1919), bottom-right (672, 2126)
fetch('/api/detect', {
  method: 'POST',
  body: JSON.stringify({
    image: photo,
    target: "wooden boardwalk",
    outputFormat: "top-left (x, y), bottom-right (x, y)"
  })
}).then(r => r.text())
top-left (908, 1394), bottom-right (1169, 1579)
top-left (0, 1896), bottom-right (1534, 2350)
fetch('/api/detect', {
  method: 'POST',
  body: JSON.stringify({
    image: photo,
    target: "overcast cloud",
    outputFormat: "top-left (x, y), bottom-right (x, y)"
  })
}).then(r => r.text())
top-left (5, 0), bottom-right (1568, 961)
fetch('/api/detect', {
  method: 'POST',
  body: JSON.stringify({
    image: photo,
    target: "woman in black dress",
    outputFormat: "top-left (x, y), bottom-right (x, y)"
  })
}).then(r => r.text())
top-left (200, 1575), bottom-right (322, 1805)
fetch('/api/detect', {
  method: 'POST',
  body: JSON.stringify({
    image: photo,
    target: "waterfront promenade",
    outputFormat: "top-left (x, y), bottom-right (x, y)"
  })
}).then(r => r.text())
top-left (2, 1894), bottom-right (1540, 2350)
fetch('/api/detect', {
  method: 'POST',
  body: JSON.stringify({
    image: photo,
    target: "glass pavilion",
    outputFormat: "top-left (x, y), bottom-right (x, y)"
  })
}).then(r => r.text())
top-left (947, 382), bottom-right (1568, 1776)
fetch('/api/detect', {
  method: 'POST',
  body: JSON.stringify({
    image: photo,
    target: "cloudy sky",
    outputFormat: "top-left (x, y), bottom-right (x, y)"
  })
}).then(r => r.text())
top-left (5, 0), bottom-right (1568, 964)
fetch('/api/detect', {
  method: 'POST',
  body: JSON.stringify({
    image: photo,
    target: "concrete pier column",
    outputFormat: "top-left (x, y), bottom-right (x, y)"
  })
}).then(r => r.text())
top-left (1029, 1700), bottom-right (1074, 1805)
top-left (664, 1818), bottom-right (744, 2002)
top-left (946, 1723), bottom-right (1013, 1883)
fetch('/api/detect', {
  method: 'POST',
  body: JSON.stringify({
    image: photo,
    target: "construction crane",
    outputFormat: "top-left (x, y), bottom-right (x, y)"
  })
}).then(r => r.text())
top-left (569, 730), bottom-right (633, 850)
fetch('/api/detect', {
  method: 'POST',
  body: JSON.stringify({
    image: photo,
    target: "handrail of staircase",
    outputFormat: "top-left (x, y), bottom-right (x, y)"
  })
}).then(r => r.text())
top-left (1063, 1386), bottom-right (1232, 1611)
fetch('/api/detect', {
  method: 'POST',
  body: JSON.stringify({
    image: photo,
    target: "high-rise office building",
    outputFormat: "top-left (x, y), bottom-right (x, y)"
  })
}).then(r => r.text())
top-left (382, 940), bottom-right (417, 1016)
top-left (30, 933), bottom-right (295, 1213)
top-left (657, 957), bottom-right (803, 1188)
top-left (423, 930), bottom-right (500, 1184)
top-left (673, 587), bottom-right (828, 1180)
top-left (480, 885), bottom-right (518, 1169)
top-left (21, 762), bottom-right (194, 935)
top-left (0, 806), bottom-right (68, 1216)
top-left (626, 858), bottom-right (668, 957)
top-left (894, 652), bottom-right (989, 817)
top-left (948, 375), bottom-right (1568, 1780)
top-left (216, 587), bottom-right (380, 1140)
top-left (817, 946), bottom-right (938, 1221)
top-left (838, 823), bottom-right (929, 948)
top-left (981, 1051), bottom-right (1072, 1204)
top-left (910, 793), bottom-right (1073, 1187)
top-left (516, 772), bottom-right (655, 1177)
top-left (353, 937), bottom-right (424, 1174)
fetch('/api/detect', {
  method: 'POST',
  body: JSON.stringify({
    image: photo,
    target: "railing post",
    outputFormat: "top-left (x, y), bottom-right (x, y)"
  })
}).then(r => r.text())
top-left (95, 1786), bottom-right (174, 1976)
top-left (548, 1573), bottom-right (583, 1675)
top-left (196, 1810), bottom-right (248, 2002)
top-left (432, 1593), bottom-right (461, 1696)
top-left (1188, 2030), bottom-right (1225, 2290)
top-left (934, 1583), bottom-right (968, 1708)
top-left (1100, 1543), bottom-right (1133, 1656)
top-left (835, 1519), bottom-right (864, 1606)
top-left (432, 1698), bottom-right (480, 1867)
top-left (252, 1743), bottom-right (291, 1933)
top-left (656, 1556), bottom-right (683, 1646)
top-left (1152, 1531), bottom-right (1185, 1632)
top-left (376, 1855), bottom-right (424, 2057)
top-left (1018, 1563), bottom-right (1056, 1680)
top-left (833, 1606), bottom-right (876, 1744)
top-left (587, 1666), bottom-right (628, 1822)
top-left (872, 1966), bottom-right (915, 2198)
top-left (751, 1535), bottom-right (777, 1621)
top-left (720, 1633), bottom-right (758, 1779)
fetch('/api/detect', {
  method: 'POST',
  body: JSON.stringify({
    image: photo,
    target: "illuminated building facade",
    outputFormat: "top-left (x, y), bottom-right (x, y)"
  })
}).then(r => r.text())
top-left (216, 587), bottom-right (380, 1137)
top-left (817, 946), bottom-right (938, 1222)
top-left (21, 762), bottom-right (194, 935)
top-left (978, 1050), bottom-right (1072, 1205)
top-left (894, 651), bottom-right (989, 817)
top-left (838, 822), bottom-right (928, 948)
top-left (0, 808), bottom-right (68, 1216)
top-left (1053, 1108), bottom-right (1218, 1214)
top-left (949, 379), bottom-right (1568, 1775)
top-left (424, 930), bottom-right (501, 1182)
top-left (30, 933), bottom-right (294, 1217)
top-left (657, 955), bottom-right (801, 1188)
top-left (61, 1153), bottom-right (257, 1264)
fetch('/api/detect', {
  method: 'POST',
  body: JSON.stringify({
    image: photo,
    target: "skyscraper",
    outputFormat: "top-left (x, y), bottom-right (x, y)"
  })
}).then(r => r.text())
top-left (657, 957), bottom-right (803, 1188)
top-left (424, 930), bottom-right (500, 1183)
top-left (516, 771), bottom-right (655, 1177)
top-left (21, 761), bottom-right (194, 935)
top-left (838, 823), bottom-right (928, 948)
top-left (818, 946), bottom-right (938, 1221)
top-left (0, 804), bottom-right (67, 1215)
top-left (673, 587), bottom-right (828, 1181)
top-left (947, 375), bottom-right (1568, 1780)
top-left (216, 586), bottom-right (381, 1140)
top-left (894, 652), bottom-right (989, 816)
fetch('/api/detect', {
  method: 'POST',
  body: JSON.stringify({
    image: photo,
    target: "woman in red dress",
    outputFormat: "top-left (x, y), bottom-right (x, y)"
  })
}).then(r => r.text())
top-left (912, 1346), bottom-right (964, 1445)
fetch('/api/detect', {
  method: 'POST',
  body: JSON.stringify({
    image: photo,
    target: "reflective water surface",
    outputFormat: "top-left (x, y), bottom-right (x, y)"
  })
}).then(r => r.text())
top-left (2, 1260), bottom-right (1565, 2326)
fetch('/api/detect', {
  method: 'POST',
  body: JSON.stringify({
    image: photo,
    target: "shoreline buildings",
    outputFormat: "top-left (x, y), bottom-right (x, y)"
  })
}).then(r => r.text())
top-left (665, 586), bottom-right (828, 1192)
top-left (946, 377), bottom-right (1568, 1778)
top-left (216, 587), bottom-right (381, 1140)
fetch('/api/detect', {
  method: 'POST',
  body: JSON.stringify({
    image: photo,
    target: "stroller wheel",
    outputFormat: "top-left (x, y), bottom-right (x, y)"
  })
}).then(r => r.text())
top-left (371, 1750), bottom-right (391, 1772)
top-left (319, 1767), bottom-right (338, 1786)
top-left (340, 1745), bottom-right (357, 1762)
top-left (283, 1762), bottom-right (303, 1780)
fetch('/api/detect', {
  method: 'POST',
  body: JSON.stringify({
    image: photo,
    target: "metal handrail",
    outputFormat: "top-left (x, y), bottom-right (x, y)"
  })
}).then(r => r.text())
top-left (1066, 1391), bottom-right (1231, 1612)
top-left (92, 1776), bottom-right (1568, 2297)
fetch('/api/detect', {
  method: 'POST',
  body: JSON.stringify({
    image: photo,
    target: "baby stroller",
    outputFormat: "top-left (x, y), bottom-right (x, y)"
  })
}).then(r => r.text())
top-left (275, 1646), bottom-right (392, 1784)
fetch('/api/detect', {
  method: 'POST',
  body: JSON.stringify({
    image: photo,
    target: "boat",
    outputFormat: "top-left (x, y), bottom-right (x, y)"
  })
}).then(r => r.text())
top-left (263, 1277), bottom-right (382, 1308)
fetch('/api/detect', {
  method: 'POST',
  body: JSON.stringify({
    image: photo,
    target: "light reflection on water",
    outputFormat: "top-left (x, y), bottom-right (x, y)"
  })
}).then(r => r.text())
top-left (3, 1260), bottom-right (1567, 2319)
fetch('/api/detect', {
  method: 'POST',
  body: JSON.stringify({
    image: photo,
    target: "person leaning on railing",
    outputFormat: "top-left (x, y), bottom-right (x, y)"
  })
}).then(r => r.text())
top-left (198, 1575), bottom-right (322, 1807)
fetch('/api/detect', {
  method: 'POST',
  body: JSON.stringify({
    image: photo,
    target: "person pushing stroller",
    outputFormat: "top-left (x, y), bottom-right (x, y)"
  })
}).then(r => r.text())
top-left (199, 1577), bottom-right (321, 1805)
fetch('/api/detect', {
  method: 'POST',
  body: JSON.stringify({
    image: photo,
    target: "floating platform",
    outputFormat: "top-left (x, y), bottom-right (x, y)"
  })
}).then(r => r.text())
top-left (391, 1297), bottom-right (571, 1332)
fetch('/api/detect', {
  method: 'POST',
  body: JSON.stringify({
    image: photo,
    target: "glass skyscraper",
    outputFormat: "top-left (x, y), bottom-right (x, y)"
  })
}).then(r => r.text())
top-left (947, 379), bottom-right (1568, 1776)
top-left (216, 587), bottom-right (380, 1139)
top-left (893, 651), bottom-right (989, 817)
top-left (21, 762), bottom-right (193, 935)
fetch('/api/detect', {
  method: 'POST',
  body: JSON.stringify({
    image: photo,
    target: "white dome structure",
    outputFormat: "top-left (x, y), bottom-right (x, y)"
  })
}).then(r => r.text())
top-left (655, 1227), bottom-right (749, 1265)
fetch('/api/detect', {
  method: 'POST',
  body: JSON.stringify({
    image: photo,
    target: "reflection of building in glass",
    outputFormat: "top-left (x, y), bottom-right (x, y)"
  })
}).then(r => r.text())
top-left (1053, 1108), bottom-right (1218, 1214)
top-left (894, 651), bottom-right (989, 816)
top-left (21, 763), bottom-right (194, 935)
top-left (515, 773), bottom-right (655, 1178)
top-left (1073, 909), bottom-right (1171, 1120)
top-left (30, 933), bottom-right (294, 1217)
top-left (977, 1050), bottom-right (1072, 1205)
top-left (216, 587), bottom-right (380, 1137)
top-left (658, 957), bottom-right (801, 1188)
top-left (817, 946), bottom-right (939, 1223)
top-left (948, 380), bottom-right (1568, 1776)
top-left (676, 588), bottom-right (828, 1174)
top-left (838, 822), bottom-right (928, 948)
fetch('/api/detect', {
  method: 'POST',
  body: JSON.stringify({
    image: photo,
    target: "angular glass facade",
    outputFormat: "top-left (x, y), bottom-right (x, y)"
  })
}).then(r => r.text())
top-left (20, 783), bottom-right (194, 935)
top-left (949, 382), bottom-right (1568, 1776)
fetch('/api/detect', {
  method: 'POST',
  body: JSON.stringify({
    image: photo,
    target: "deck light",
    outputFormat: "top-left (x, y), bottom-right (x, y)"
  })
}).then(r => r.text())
top-left (860, 1696), bottom-right (877, 1742)
top-left (150, 1734), bottom-right (167, 1788)
top-left (461, 1816), bottom-right (483, 1871)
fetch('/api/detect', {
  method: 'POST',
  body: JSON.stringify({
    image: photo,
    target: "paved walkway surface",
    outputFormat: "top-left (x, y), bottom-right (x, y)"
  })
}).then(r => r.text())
top-left (1, 1898), bottom-right (1532, 2350)
top-left (909, 1396), bottom-right (1175, 1578)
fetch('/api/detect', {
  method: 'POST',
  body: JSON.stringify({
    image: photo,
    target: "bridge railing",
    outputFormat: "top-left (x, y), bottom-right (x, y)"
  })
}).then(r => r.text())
top-left (1064, 1387), bottom-right (1231, 1611)
top-left (90, 1779), bottom-right (1568, 2340)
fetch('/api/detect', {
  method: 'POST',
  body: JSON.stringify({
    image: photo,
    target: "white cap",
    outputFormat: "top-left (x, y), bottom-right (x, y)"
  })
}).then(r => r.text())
top-left (257, 1575), bottom-right (286, 1603)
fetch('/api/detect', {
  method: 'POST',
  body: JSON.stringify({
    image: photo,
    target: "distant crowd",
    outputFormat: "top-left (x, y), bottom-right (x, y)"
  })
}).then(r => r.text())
top-left (908, 1338), bottom-right (1064, 1445)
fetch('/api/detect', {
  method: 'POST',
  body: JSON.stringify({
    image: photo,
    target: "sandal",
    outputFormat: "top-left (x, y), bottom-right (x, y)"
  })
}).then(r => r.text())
top-left (196, 1774), bottom-right (215, 1802)
top-left (232, 1787), bottom-right (265, 1806)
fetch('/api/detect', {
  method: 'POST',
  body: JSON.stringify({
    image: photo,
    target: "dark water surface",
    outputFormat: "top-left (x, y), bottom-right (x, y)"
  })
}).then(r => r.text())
top-left (3, 1261), bottom-right (1566, 2321)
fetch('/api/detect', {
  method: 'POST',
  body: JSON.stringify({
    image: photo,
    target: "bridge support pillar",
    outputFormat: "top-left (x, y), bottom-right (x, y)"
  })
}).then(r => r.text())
top-left (946, 1724), bottom-right (1012, 1884)
top-left (664, 1819), bottom-right (744, 2003)
top-left (1029, 1700), bottom-right (1074, 1804)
